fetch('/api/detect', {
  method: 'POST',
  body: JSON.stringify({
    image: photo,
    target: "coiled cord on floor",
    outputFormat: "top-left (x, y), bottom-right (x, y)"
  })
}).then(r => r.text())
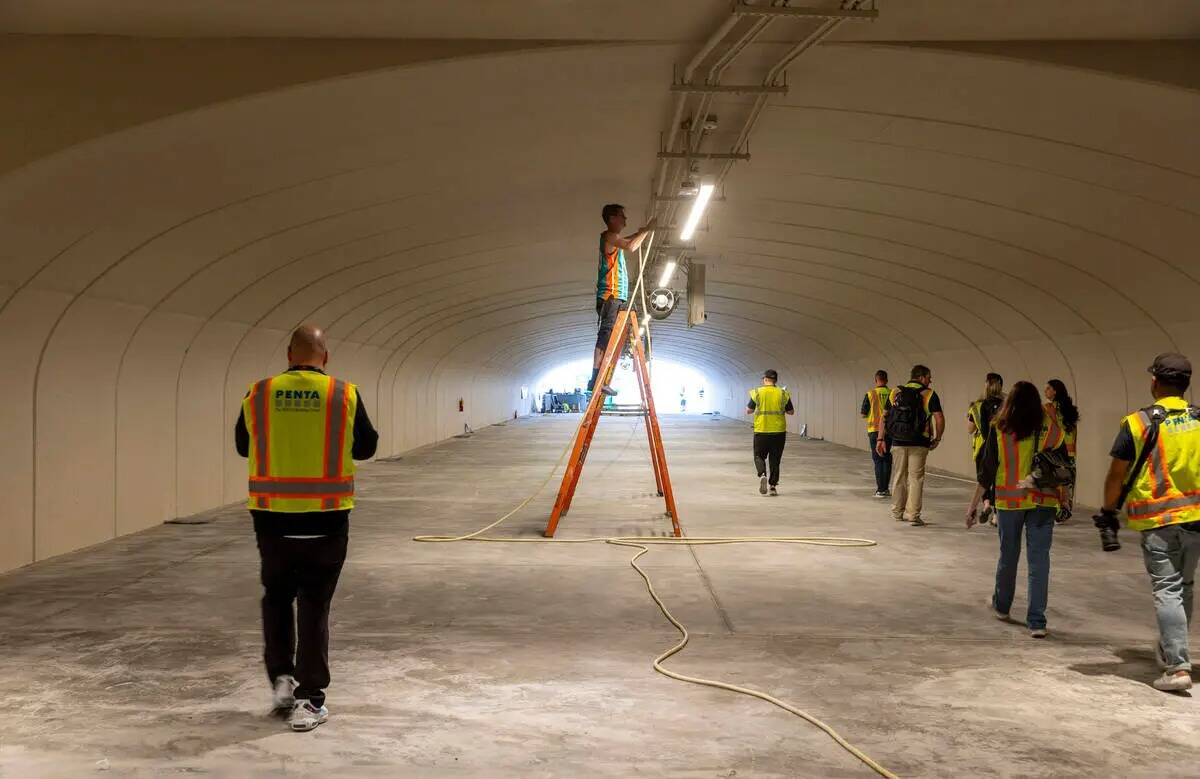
top-left (413, 422), bottom-right (898, 778)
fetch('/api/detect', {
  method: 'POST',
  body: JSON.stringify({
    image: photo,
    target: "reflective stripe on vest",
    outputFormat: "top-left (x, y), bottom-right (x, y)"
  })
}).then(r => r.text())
top-left (750, 386), bottom-right (789, 433)
top-left (1123, 397), bottom-right (1200, 530)
top-left (994, 411), bottom-right (1064, 511)
top-left (244, 371), bottom-right (357, 513)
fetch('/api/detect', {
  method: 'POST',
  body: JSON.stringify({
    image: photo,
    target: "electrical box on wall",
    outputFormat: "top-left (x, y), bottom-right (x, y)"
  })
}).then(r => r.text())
top-left (687, 262), bottom-right (706, 327)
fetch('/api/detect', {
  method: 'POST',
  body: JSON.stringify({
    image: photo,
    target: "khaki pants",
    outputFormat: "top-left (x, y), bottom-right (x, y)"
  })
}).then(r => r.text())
top-left (891, 445), bottom-right (929, 521)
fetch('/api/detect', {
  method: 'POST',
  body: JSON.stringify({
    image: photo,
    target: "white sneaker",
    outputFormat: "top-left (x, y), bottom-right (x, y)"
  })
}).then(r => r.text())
top-left (769, 486), bottom-right (778, 497)
top-left (272, 675), bottom-right (296, 710)
top-left (1030, 628), bottom-right (1047, 639)
top-left (1152, 671), bottom-right (1193, 692)
top-left (288, 700), bottom-right (329, 732)
top-left (759, 475), bottom-right (768, 495)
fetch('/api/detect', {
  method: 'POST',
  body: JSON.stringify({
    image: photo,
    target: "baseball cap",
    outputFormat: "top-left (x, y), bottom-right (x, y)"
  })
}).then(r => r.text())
top-left (1149, 352), bottom-right (1192, 379)
top-left (763, 369), bottom-right (778, 381)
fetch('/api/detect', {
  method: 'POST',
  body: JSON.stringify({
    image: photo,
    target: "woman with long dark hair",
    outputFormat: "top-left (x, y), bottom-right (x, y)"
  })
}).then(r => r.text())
top-left (965, 373), bottom-right (1004, 527)
top-left (974, 381), bottom-right (1067, 638)
top-left (1045, 379), bottom-right (1079, 522)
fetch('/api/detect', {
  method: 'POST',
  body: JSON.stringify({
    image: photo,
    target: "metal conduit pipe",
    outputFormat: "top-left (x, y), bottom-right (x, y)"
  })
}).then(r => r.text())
top-left (650, 11), bottom-right (742, 207)
top-left (716, 17), bottom-right (843, 188)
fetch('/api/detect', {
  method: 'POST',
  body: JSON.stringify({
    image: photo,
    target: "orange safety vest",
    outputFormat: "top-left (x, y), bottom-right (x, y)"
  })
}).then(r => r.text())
top-left (994, 410), bottom-right (1065, 511)
top-left (1123, 396), bottom-right (1200, 531)
top-left (243, 369), bottom-right (358, 512)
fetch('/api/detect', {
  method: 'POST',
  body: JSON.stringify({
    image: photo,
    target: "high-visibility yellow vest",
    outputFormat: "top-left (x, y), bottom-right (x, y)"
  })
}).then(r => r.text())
top-left (864, 386), bottom-right (890, 433)
top-left (968, 400), bottom-right (986, 460)
top-left (994, 410), bottom-right (1065, 511)
top-left (1123, 396), bottom-right (1200, 531)
top-left (243, 369), bottom-right (358, 512)
top-left (750, 385), bottom-right (790, 433)
top-left (1044, 402), bottom-right (1078, 460)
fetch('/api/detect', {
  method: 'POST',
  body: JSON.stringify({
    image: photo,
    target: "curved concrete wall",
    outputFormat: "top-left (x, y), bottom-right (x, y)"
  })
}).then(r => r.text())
top-left (1, 38), bottom-right (1198, 571)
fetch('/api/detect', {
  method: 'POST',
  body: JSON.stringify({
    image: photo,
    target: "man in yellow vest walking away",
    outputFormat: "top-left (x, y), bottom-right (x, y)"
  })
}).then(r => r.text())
top-left (235, 325), bottom-right (378, 730)
top-left (746, 369), bottom-right (794, 496)
top-left (861, 370), bottom-right (892, 498)
top-left (1094, 353), bottom-right (1200, 692)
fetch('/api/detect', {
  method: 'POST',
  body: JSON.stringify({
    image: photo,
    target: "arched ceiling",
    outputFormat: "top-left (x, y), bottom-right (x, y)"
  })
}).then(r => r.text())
top-left (0, 2), bottom-right (1199, 567)
top-left (4, 0), bottom-right (1198, 41)
top-left (3, 33), bottom-right (1198, 393)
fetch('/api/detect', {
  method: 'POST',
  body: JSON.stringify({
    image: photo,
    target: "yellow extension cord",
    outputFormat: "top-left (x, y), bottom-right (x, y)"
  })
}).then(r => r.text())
top-left (412, 421), bottom-right (899, 778)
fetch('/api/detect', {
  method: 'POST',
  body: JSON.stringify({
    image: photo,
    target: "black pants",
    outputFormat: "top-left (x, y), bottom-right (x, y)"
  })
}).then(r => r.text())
top-left (257, 533), bottom-right (348, 708)
top-left (868, 431), bottom-right (893, 492)
top-left (753, 433), bottom-right (787, 486)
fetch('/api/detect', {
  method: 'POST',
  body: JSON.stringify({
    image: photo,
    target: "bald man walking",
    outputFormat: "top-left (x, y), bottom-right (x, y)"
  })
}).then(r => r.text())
top-left (235, 325), bottom-right (378, 731)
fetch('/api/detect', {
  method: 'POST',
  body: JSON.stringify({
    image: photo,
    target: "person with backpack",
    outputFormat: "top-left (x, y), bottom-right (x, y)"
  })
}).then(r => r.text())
top-left (877, 365), bottom-right (945, 526)
top-left (965, 373), bottom-right (1004, 527)
top-left (1044, 379), bottom-right (1080, 523)
top-left (860, 369), bottom-right (892, 498)
top-left (974, 381), bottom-right (1067, 638)
top-left (1093, 353), bottom-right (1200, 692)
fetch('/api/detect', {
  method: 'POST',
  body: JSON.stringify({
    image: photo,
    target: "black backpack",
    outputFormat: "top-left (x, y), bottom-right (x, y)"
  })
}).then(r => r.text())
top-left (886, 385), bottom-right (929, 442)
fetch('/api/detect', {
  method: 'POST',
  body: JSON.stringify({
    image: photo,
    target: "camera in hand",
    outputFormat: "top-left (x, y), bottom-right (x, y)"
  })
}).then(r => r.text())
top-left (1093, 509), bottom-right (1121, 552)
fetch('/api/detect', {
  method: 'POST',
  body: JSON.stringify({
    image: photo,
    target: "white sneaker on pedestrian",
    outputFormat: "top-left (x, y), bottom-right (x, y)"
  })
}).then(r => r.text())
top-left (769, 486), bottom-right (778, 497)
top-left (1152, 671), bottom-right (1193, 692)
top-left (759, 475), bottom-right (768, 495)
top-left (288, 700), bottom-right (329, 732)
top-left (873, 490), bottom-right (886, 499)
top-left (1029, 628), bottom-right (1047, 639)
top-left (272, 674), bottom-right (296, 710)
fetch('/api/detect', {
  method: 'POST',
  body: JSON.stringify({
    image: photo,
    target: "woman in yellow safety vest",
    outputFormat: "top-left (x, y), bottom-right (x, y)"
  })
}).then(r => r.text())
top-left (965, 373), bottom-right (1005, 527)
top-left (1044, 379), bottom-right (1080, 523)
top-left (974, 380), bottom-right (1067, 638)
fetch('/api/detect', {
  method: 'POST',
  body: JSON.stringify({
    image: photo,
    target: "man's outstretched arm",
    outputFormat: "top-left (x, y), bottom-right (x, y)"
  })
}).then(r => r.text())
top-left (606, 216), bottom-right (657, 252)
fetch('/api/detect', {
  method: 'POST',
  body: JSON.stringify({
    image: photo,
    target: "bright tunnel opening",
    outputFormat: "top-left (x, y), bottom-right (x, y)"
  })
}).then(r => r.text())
top-left (533, 357), bottom-right (716, 414)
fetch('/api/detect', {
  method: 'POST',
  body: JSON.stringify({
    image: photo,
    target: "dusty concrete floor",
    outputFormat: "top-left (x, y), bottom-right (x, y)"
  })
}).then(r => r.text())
top-left (0, 414), bottom-right (1196, 778)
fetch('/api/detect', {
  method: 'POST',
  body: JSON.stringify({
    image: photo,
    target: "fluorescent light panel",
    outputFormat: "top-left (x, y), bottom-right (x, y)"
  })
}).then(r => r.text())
top-left (658, 260), bottom-right (677, 288)
top-left (679, 181), bottom-right (715, 241)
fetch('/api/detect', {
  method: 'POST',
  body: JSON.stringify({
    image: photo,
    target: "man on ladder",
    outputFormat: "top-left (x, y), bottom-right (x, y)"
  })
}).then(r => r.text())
top-left (747, 369), bottom-right (795, 496)
top-left (590, 203), bottom-right (655, 397)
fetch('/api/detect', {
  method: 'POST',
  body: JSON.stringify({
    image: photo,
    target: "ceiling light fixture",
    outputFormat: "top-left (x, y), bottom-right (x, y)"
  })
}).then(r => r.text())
top-left (679, 180), bottom-right (715, 241)
top-left (658, 260), bottom-right (677, 288)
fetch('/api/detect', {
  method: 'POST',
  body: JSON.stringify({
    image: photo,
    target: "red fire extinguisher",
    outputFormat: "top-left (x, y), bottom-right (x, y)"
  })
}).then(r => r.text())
top-left (458, 398), bottom-right (464, 412)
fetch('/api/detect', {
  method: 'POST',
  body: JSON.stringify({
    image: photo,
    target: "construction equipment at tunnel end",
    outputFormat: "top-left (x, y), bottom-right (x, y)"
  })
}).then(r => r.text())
top-left (545, 306), bottom-right (680, 538)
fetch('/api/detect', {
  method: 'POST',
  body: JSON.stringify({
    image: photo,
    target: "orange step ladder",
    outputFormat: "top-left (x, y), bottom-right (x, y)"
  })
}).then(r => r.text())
top-left (544, 307), bottom-right (681, 538)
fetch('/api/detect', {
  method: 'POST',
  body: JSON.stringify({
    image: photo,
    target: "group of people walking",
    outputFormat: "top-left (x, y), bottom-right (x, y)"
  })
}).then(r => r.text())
top-left (862, 355), bottom-right (1199, 692)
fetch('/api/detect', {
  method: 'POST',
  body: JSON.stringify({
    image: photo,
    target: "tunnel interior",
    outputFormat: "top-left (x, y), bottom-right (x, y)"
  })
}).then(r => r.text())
top-left (3, 11), bottom-right (1197, 569)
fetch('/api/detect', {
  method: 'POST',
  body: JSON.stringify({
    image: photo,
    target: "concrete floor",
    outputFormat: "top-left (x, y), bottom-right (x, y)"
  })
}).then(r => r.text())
top-left (1, 414), bottom-right (1197, 778)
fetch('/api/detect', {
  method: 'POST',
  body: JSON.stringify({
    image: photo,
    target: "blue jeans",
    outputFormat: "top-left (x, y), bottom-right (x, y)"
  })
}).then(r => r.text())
top-left (993, 507), bottom-right (1055, 629)
top-left (868, 432), bottom-right (892, 493)
top-left (1141, 524), bottom-right (1200, 673)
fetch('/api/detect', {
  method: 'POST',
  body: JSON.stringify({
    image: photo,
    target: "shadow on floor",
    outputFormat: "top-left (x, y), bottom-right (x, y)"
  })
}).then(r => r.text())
top-left (1069, 647), bottom-right (1193, 696)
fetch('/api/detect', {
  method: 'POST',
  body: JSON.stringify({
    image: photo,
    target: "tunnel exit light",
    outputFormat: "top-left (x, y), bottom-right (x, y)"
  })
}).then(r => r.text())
top-left (679, 181), bottom-right (715, 241)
